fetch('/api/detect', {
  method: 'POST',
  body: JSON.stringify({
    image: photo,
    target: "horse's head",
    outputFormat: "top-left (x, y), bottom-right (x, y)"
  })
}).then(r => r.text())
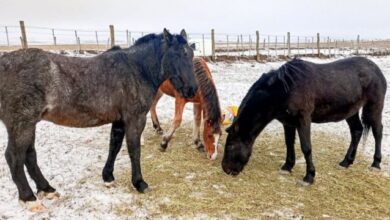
top-left (162, 29), bottom-right (197, 98)
top-left (221, 122), bottom-right (253, 175)
top-left (203, 116), bottom-right (224, 160)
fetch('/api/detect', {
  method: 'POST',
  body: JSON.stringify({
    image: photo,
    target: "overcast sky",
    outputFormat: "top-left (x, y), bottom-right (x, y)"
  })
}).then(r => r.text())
top-left (1, 0), bottom-right (389, 39)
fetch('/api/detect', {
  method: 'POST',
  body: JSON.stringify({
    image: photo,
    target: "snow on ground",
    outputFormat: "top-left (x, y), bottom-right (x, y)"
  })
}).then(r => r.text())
top-left (0, 55), bottom-right (389, 219)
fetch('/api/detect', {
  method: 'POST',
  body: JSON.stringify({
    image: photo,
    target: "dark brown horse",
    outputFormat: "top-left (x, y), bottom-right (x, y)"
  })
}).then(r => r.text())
top-left (0, 29), bottom-right (197, 211)
top-left (151, 57), bottom-right (223, 160)
top-left (222, 57), bottom-right (387, 186)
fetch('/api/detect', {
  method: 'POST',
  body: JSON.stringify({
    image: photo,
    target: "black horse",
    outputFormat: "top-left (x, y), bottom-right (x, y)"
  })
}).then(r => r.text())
top-left (222, 57), bottom-right (387, 185)
top-left (0, 29), bottom-right (197, 211)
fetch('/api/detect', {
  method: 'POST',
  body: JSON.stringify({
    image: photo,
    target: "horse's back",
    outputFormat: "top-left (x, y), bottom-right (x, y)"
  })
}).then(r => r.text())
top-left (286, 57), bottom-right (386, 122)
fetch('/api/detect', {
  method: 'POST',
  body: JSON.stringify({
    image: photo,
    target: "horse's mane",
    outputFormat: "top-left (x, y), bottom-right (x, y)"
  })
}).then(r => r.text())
top-left (266, 58), bottom-right (308, 93)
top-left (193, 57), bottom-right (222, 126)
top-left (134, 33), bottom-right (188, 46)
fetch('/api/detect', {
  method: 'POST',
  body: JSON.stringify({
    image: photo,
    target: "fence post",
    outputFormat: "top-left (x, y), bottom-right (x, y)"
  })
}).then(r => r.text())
top-left (52, 29), bottom-right (56, 46)
top-left (267, 35), bottom-right (270, 56)
top-left (226, 35), bottom-right (229, 56)
top-left (95, 31), bottom-right (99, 51)
top-left (109, 25), bottom-right (115, 47)
top-left (74, 30), bottom-right (78, 44)
top-left (126, 30), bottom-right (129, 47)
top-left (287, 32), bottom-right (291, 56)
top-left (19, 20), bottom-right (28, 49)
top-left (256, 30), bottom-right (260, 61)
top-left (240, 34), bottom-right (243, 55)
top-left (274, 36), bottom-right (277, 56)
top-left (211, 29), bottom-right (216, 61)
top-left (202, 34), bottom-right (205, 57)
top-left (356, 34), bottom-right (360, 55)
top-left (317, 33), bottom-right (320, 57)
top-left (5, 26), bottom-right (10, 47)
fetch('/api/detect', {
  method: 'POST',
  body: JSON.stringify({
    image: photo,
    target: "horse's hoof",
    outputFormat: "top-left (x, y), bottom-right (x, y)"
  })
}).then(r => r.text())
top-left (135, 181), bottom-right (149, 193)
top-left (37, 191), bottom-right (60, 200)
top-left (104, 181), bottom-right (116, 188)
top-left (336, 165), bottom-right (348, 170)
top-left (279, 169), bottom-right (291, 175)
top-left (156, 129), bottom-right (163, 135)
top-left (19, 200), bottom-right (46, 212)
top-left (369, 166), bottom-right (381, 172)
top-left (297, 180), bottom-right (311, 187)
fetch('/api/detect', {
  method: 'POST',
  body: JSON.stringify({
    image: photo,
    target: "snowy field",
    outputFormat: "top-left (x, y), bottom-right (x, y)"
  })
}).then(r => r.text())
top-left (0, 55), bottom-right (389, 219)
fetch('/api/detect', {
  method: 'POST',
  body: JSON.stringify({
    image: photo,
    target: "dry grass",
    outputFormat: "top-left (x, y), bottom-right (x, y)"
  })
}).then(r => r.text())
top-left (96, 123), bottom-right (390, 219)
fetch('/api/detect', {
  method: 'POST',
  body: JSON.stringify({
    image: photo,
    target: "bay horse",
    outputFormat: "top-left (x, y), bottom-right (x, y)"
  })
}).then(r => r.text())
top-left (222, 57), bottom-right (387, 186)
top-left (151, 57), bottom-right (223, 160)
top-left (0, 29), bottom-right (197, 211)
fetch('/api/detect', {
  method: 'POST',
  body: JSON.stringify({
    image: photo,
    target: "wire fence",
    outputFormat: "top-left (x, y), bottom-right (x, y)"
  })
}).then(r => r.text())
top-left (1, 23), bottom-right (390, 60)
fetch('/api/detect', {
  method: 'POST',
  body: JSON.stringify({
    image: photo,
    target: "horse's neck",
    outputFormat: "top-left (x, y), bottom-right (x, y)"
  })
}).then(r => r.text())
top-left (195, 65), bottom-right (219, 121)
top-left (127, 43), bottom-right (165, 88)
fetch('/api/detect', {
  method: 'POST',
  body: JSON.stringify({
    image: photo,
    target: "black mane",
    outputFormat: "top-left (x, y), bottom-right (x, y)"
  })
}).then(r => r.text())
top-left (266, 58), bottom-right (308, 92)
top-left (134, 33), bottom-right (188, 46)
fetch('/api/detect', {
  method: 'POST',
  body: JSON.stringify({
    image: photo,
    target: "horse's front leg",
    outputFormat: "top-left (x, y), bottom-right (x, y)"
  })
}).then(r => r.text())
top-left (125, 115), bottom-right (149, 193)
top-left (297, 116), bottom-right (315, 186)
top-left (160, 99), bottom-right (185, 151)
top-left (150, 90), bottom-right (164, 135)
top-left (102, 120), bottom-right (125, 187)
top-left (193, 103), bottom-right (204, 151)
top-left (280, 124), bottom-right (296, 174)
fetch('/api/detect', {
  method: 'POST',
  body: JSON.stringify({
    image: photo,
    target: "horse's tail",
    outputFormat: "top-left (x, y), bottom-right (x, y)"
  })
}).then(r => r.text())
top-left (361, 109), bottom-right (371, 149)
top-left (192, 57), bottom-right (222, 129)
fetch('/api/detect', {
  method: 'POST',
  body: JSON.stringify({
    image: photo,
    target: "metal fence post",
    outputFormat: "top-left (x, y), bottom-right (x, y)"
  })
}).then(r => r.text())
top-left (256, 30), bottom-right (260, 61)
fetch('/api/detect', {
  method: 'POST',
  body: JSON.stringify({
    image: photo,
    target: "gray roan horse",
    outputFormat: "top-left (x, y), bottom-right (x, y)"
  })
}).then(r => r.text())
top-left (0, 29), bottom-right (197, 211)
top-left (222, 57), bottom-right (387, 186)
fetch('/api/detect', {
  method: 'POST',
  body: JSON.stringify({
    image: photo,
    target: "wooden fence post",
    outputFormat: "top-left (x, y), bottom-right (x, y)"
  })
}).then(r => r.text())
top-left (52, 29), bottom-right (56, 46)
top-left (95, 31), bottom-right (99, 50)
top-left (287, 32), bottom-right (291, 56)
top-left (211, 29), bottom-right (216, 61)
top-left (5, 26), bottom-right (10, 47)
top-left (109, 25), bottom-right (115, 47)
top-left (356, 34), bottom-right (360, 55)
top-left (317, 33), bottom-right (320, 57)
top-left (126, 30), bottom-right (129, 47)
top-left (19, 20), bottom-right (28, 49)
top-left (226, 35), bottom-right (229, 56)
top-left (256, 30), bottom-right (260, 61)
top-left (202, 34), bottom-right (205, 57)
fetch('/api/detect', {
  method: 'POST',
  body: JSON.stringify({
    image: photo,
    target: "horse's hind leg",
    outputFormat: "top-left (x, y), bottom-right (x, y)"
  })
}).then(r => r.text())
top-left (193, 103), bottom-right (204, 151)
top-left (5, 121), bottom-right (45, 211)
top-left (150, 90), bottom-right (163, 135)
top-left (160, 99), bottom-right (185, 151)
top-left (25, 132), bottom-right (58, 200)
top-left (280, 124), bottom-right (296, 174)
top-left (102, 120), bottom-right (125, 186)
top-left (363, 103), bottom-right (384, 170)
top-left (339, 113), bottom-right (363, 168)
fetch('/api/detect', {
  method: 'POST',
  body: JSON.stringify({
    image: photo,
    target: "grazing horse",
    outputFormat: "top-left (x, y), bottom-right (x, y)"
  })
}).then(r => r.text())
top-left (0, 29), bottom-right (197, 211)
top-left (222, 57), bottom-right (387, 186)
top-left (151, 57), bottom-right (223, 160)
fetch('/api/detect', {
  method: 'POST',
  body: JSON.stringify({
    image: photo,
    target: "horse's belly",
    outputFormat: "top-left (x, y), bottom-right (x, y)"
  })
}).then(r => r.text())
top-left (41, 105), bottom-right (116, 128)
top-left (311, 101), bottom-right (364, 123)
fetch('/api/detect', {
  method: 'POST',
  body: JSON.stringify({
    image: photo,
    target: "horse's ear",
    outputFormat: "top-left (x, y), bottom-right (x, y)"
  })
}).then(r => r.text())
top-left (190, 43), bottom-right (196, 50)
top-left (180, 29), bottom-right (188, 40)
top-left (163, 28), bottom-right (173, 43)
